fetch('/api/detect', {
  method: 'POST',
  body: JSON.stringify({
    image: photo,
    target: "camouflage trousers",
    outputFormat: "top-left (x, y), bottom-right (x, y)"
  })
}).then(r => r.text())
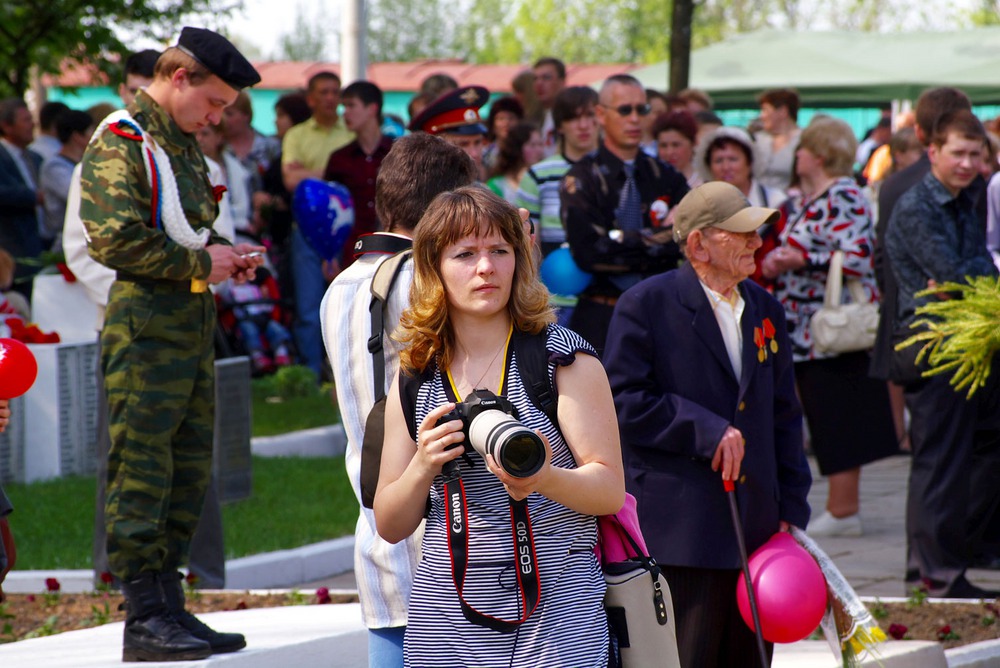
top-left (101, 280), bottom-right (216, 580)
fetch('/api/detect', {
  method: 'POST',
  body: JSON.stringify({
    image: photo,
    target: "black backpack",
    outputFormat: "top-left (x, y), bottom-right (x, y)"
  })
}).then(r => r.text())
top-left (359, 249), bottom-right (411, 509)
top-left (359, 251), bottom-right (558, 508)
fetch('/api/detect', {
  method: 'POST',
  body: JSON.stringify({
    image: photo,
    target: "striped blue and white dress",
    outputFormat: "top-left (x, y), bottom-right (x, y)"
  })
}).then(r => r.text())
top-left (402, 324), bottom-right (609, 667)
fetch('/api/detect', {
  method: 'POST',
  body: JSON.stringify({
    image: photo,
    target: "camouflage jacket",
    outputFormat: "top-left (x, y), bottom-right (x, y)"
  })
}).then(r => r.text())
top-left (80, 91), bottom-right (227, 281)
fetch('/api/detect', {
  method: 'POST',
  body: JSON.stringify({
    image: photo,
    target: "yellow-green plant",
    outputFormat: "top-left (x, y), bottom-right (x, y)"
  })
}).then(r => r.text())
top-left (895, 276), bottom-right (1000, 398)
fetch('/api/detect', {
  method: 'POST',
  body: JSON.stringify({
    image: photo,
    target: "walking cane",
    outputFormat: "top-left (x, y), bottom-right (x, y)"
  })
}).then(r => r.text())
top-left (724, 478), bottom-right (769, 667)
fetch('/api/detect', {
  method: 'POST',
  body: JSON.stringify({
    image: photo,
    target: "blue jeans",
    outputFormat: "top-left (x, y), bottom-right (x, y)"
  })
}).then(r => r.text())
top-left (237, 319), bottom-right (291, 353)
top-left (368, 626), bottom-right (405, 668)
top-left (290, 226), bottom-right (326, 376)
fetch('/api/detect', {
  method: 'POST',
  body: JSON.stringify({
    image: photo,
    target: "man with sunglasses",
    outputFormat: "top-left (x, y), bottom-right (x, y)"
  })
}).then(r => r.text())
top-left (561, 73), bottom-right (689, 354)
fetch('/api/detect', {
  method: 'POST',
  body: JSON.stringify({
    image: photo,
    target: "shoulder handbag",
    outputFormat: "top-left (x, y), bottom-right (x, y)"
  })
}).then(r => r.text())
top-left (597, 494), bottom-right (681, 668)
top-left (810, 249), bottom-right (879, 354)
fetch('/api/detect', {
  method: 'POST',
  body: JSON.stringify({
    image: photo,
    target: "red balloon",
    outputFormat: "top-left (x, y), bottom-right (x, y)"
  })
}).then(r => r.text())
top-left (736, 532), bottom-right (827, 643)
top-left (0, 338), bottom-right (38, 399)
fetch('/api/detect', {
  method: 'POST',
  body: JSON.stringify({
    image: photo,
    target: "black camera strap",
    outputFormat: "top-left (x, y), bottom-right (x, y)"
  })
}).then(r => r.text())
top-left (442, 470), bottom-right (541, 633)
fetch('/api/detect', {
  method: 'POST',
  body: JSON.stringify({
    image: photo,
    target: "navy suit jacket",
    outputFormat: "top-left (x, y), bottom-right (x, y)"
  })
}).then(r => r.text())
top-left (0, 143), bottom-right (43, 282)
top-left (604, 262), bottom-right (811, 569)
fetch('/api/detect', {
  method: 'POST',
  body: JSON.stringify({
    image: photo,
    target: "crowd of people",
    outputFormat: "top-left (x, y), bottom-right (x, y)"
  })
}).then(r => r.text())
top-left (1, 37), bottom-right (999, 667)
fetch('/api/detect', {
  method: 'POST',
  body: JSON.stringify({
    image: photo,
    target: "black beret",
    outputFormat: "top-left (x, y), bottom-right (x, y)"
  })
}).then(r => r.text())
top-left (177, 26), bottom-right (261, 90)
top-left (408, 85), bottom-right (490, 136)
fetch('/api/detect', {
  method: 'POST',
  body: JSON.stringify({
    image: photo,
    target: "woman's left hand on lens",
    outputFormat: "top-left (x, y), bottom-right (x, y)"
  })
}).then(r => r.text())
top-left (485, 429), bottom-right (552, 501)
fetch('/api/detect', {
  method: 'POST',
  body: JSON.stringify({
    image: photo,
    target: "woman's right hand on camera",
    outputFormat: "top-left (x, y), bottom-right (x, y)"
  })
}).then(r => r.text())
top-left (415, 403), bottom-right (465, 475)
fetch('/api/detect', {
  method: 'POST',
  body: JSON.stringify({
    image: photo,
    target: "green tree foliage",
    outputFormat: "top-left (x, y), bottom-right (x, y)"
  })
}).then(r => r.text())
top-left (367, 0), bottom-right (457, 61)
top-left (355, 0), bottom-right (979, 73)
top-left (458, 0), bottom-right (671, 65)
top-left (0, 0), bottom-right (231, 98)
top-left (277, 1), bottom-right (334, 61)
top-left (693, 0), bottom-right (776, 47)
top-left (965, 0), bottom-right (1000, 26)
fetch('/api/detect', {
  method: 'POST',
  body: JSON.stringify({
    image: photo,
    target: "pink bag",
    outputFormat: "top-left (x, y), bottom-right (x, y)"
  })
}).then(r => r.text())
top-left (595, 493), bottom-right (681, 668)
top-left (595, 493), bottom-right (649, 564)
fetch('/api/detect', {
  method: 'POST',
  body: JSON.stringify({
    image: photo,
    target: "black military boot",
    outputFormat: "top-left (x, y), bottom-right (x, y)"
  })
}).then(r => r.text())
top-left (161, 571), bottom-right (247, 654)
top-left (120, 572), bottom-right (212, 662)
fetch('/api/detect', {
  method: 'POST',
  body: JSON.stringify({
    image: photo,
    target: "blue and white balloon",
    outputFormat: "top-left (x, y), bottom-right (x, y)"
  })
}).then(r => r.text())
top-left (292, 178), bottom-right (355, 261)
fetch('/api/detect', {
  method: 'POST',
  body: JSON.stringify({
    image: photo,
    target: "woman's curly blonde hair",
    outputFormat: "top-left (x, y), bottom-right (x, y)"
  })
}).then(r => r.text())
top-left (396, 186), bottom-right (554, 373)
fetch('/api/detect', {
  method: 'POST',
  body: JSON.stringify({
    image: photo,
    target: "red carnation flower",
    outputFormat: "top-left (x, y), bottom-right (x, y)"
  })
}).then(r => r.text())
top-left (887, 623), bottom-right (908, 640)
top-left (45, 577), bottom-right (61, 592)
top-left (937, 624), bottom-right (959, 641)
top-left (55, 263), bottom-right (77, 283)
top-left (316, 587), bottom-right (331, 604)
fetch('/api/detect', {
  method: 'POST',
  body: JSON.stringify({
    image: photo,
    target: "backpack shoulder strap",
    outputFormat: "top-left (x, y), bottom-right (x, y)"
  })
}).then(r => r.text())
top-left (398, 364), bottom-right (436, 442)
top-left (358, 248), bottom-right (413, 509)
top-left (370, 248), bottom-right (412, 303)
top-left (512, 327), bottom-right (559, 433)
top-left (368, 249), bottom-right (413, 400)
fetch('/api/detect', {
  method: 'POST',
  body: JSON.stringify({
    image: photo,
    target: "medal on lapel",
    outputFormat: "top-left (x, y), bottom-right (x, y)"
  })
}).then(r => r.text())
top-left (754, 326), bottom-right (767, 363)
top-left (763, 318), bottom-right (778, 354)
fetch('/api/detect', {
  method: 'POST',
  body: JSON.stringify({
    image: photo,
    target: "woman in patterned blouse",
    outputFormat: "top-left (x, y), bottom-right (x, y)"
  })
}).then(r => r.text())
top-left (761, 116), bottom-right (897, 538)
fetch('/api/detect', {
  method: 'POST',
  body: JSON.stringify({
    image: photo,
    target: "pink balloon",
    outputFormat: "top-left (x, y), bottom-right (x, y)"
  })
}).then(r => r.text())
top-left (736, 532), bottom-right (827, 643)
top-left (0, 338), bottom-right (38, 399)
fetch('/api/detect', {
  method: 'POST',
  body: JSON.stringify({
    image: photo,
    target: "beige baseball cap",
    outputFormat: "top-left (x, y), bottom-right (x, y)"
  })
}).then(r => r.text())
top-left (672, 181), bottom-right (779, 243)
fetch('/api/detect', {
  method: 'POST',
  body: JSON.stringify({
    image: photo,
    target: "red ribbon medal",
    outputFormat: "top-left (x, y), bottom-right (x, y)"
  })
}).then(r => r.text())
top-left (762, 318), bottom-right (778, 354)
top-left (754, 326), bottom-right (766, 363)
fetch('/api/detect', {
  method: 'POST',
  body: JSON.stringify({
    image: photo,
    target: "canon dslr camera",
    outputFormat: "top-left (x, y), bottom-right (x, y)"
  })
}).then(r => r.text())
top-left (438, 389), bottom-right (546, 478)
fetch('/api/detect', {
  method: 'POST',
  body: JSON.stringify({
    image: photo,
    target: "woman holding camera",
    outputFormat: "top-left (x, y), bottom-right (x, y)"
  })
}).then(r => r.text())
top-left (374, 186), bottom-right (624, 667)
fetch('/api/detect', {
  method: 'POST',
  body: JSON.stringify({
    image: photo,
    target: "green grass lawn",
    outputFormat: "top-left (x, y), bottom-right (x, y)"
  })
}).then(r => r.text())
top-left (252, 392), bottom-right (339, 437)
top-left (251, 371), bottom-right (339, 437)
top-left (4, 456), bottom-right (358, 570)
top-left (3, 368), bottom-right (352, 570)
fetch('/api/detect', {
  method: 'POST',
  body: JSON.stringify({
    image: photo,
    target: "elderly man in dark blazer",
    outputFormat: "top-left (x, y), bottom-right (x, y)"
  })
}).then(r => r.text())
top-left (604, 181), bottom-right (812, 668)
top-left (0, 97), bottom-right (44, 300)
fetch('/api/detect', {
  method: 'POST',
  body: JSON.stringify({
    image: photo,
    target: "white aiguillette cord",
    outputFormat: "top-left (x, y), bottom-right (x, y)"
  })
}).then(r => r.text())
top-left (89, 110), bottom-right (210, 251)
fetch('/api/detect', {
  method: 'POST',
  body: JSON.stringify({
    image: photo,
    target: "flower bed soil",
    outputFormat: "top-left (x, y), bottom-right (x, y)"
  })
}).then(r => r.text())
top-left (874, 599), bottom-right (1000, 650)
top-left (0, 589), bottom-right (358, 644)
top-left (0, 590), bottom-right (996, 651)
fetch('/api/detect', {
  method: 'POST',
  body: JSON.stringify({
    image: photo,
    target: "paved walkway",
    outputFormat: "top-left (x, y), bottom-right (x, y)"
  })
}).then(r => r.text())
top-left (804, 454), bottom-right (1000, 598)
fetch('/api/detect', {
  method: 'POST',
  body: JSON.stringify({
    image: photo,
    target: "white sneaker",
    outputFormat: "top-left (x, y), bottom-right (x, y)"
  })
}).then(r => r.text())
top-left (808, 511), bottom-right (863, 537)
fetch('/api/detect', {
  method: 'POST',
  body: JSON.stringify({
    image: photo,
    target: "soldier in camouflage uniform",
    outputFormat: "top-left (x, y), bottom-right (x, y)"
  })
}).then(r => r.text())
top-left (79, 27), bottom-right (263, 662)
